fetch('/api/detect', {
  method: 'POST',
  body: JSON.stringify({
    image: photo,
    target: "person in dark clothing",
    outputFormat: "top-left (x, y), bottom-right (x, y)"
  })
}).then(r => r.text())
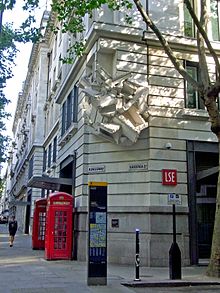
top-left (8, 216), bottom-right (18, 247)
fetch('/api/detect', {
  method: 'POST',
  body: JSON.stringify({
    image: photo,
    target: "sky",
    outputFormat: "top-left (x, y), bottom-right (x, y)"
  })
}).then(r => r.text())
top-left (3, 0), bottom-right (50, 137)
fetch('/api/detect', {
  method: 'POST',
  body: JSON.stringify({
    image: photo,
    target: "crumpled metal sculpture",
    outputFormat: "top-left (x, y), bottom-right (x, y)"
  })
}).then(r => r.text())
top-left (80, 67), bottom-right (149, 145)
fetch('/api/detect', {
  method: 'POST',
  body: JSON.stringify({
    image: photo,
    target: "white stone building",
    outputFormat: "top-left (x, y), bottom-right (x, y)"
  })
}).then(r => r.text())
top-left (5, 1), bottom-right (220, 266)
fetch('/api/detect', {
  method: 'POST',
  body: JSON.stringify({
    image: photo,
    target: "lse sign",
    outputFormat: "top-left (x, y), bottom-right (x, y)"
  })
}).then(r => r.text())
top-left (162, 169), bottom-right (177, 186)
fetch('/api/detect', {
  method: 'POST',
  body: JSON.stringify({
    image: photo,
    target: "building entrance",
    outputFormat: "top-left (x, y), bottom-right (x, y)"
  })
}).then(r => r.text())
top-left (187, 141), bottom-right (218, 264)
top-left (196, 184), bottom-right (216, 258)
top-left (60, 155), bottom-right (75, 194)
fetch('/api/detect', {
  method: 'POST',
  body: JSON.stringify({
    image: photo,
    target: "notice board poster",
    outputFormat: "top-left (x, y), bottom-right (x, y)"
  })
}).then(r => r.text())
top-left (88, 182), bottom-right (107, 285)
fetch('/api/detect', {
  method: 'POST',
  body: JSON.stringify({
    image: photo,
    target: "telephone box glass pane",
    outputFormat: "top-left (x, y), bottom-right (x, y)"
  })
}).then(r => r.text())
top-left (38, 212), bottom-right (46, 240)
top-left (54, 211), bottom-right (68, 250)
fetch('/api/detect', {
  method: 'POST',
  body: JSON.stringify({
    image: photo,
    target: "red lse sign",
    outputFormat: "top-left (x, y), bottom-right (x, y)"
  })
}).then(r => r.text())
top-left (162, 169), bottom-right (177, 186)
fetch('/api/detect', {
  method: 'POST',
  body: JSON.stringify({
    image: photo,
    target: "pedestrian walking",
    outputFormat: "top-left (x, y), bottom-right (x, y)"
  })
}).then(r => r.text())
top-left (8, 216), bottom-right (18, 247)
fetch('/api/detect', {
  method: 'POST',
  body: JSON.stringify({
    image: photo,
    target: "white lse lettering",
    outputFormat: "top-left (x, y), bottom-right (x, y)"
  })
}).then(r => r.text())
top-left (165, 171), bottom-right (175, 183)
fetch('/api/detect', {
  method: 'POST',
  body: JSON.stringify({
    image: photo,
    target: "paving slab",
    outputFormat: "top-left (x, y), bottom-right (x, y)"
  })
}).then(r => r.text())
top-left (1, 224), bottom-right (220, 292)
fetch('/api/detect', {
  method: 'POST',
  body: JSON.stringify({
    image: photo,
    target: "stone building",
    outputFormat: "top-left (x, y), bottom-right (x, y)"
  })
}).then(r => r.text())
top-left (5, 1), bottom-right (220, 266)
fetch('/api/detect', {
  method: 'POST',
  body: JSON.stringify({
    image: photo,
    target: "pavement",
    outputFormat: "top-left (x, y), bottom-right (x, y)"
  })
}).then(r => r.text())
top-left (1, 224), bottom-right (220, 293)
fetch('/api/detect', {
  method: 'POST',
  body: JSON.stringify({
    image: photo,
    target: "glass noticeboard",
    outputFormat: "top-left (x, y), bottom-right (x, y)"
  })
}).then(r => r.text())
top-left (88, 182), bottom-right (107, 285)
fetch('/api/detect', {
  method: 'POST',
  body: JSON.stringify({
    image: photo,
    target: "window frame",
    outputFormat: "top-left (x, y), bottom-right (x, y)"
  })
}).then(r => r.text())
top-left (43, 149), bottom-right (47, 172)
top-left (61, 101), bottom-right (67, 136)
top-left (210, 0), bottom-right (220, 41)
top-left (48, 143), bottom-right (52, 168)
top-left (184, 60), bottom-right (205, 110)
top-left (53, 136), bottom-right (57, 163)
top-left (183, 0), bottom-right (196, 38)
top-left (66, 93), bottom-right (72, 129)
top-left (72, 85), bottom-right (78, 123)
top-left (28, 156), bottom-right (34, 179)
top-left (61, 85), bottom-right (78, 136)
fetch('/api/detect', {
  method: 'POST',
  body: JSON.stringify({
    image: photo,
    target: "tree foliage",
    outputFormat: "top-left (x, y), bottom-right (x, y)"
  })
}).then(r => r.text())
top-left (0, 0), bottom-right (41, 164)
top-left (51, 0), bottom-right (132, 61)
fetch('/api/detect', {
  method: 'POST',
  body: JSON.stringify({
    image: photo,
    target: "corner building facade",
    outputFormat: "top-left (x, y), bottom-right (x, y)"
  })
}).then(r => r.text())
top-left (6, 1), bottom-right (220, 266)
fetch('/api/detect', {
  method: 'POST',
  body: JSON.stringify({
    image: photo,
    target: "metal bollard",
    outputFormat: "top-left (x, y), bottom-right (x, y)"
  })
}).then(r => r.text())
top-left (134, 229), bottom-right (141, 281)
top-left (169, 204), bottom-right (181, 280)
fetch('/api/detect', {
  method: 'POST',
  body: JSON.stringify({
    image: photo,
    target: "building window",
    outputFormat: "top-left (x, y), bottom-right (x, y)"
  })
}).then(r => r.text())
top-left (53, 136), bottom-right (57, 163)
top-left (61, 85), bottom-right (78, 136)
top-left (48, 144), bottom-right (52, 168)
top-left (53, 67), bottom-right (56, 86)
top-left (53, 35), bottom-right (57, 59)
top-left (58, 27), bottom-right (62, 45)
top-left (185, 61), bottom-right (205, 109)
top-left (184, 0), bottom-right (195, 37)
top-left (48, 50), bottom-right (52, 69)
top-left (61, 101), bottom-right (67, 136)
top-left (28, 156), bottom-right (34, 179)
top-left (66, 93), bottom-right (72, 129)
top-left (72, 85), bottom-right (78, 123)
top-left (43, 149), bottom-right (47, 172)
top-left (58, 54), bottom-right (62, 80)
top-left (48, 78), bottom-right (52, 97)
top-left (210, 0), bottom-right (220, 41)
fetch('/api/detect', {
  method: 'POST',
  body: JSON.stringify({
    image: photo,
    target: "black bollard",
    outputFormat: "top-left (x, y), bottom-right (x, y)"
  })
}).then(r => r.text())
top-left (169, 204), bottom-right (181, 279)
top-left (169, 242), bottom-right (181, 279)
top-left (134, 229), bottom-right (141, 281)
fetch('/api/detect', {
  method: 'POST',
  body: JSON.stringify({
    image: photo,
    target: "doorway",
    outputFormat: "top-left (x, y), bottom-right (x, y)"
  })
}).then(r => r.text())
top-left (187, 141), bottom-right (218, 264)
top-left (196, 184), bottom-right (216, 258)
top-left (60, 155), bottom-right (75, 194)
top-left (59, 154), bottom-right (77, 260)
top-left (60, 163), bottom-right (73, 194)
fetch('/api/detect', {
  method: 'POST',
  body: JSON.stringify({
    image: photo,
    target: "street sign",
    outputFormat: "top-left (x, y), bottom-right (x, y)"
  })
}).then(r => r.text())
top-left (168, 193), bottom-right (182, 205)
top-left (10, 201), bottom-right (31, 206)
top-left (88, 166), bottom-right (105, 173)
top-left (162, 169), bottom-right (177, 185)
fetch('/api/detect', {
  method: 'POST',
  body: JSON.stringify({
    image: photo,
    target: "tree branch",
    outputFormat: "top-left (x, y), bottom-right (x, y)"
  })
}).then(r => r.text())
top-left (184, 0), bottom-right (220, 78)
top-left (197, 0), bottom-right (210, 88)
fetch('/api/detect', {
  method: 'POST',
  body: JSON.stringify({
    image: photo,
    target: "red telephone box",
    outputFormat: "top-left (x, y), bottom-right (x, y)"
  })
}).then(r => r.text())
top-left (45, 192), bottom-right (74, 260)
top-left (32, 198), bottom-right (47, 250)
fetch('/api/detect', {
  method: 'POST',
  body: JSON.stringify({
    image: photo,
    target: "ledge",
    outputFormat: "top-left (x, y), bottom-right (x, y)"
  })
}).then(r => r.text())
top-left (180, 108), bottom-right (209, 120)
top-left (58, 123), bottom-right (78, 147)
